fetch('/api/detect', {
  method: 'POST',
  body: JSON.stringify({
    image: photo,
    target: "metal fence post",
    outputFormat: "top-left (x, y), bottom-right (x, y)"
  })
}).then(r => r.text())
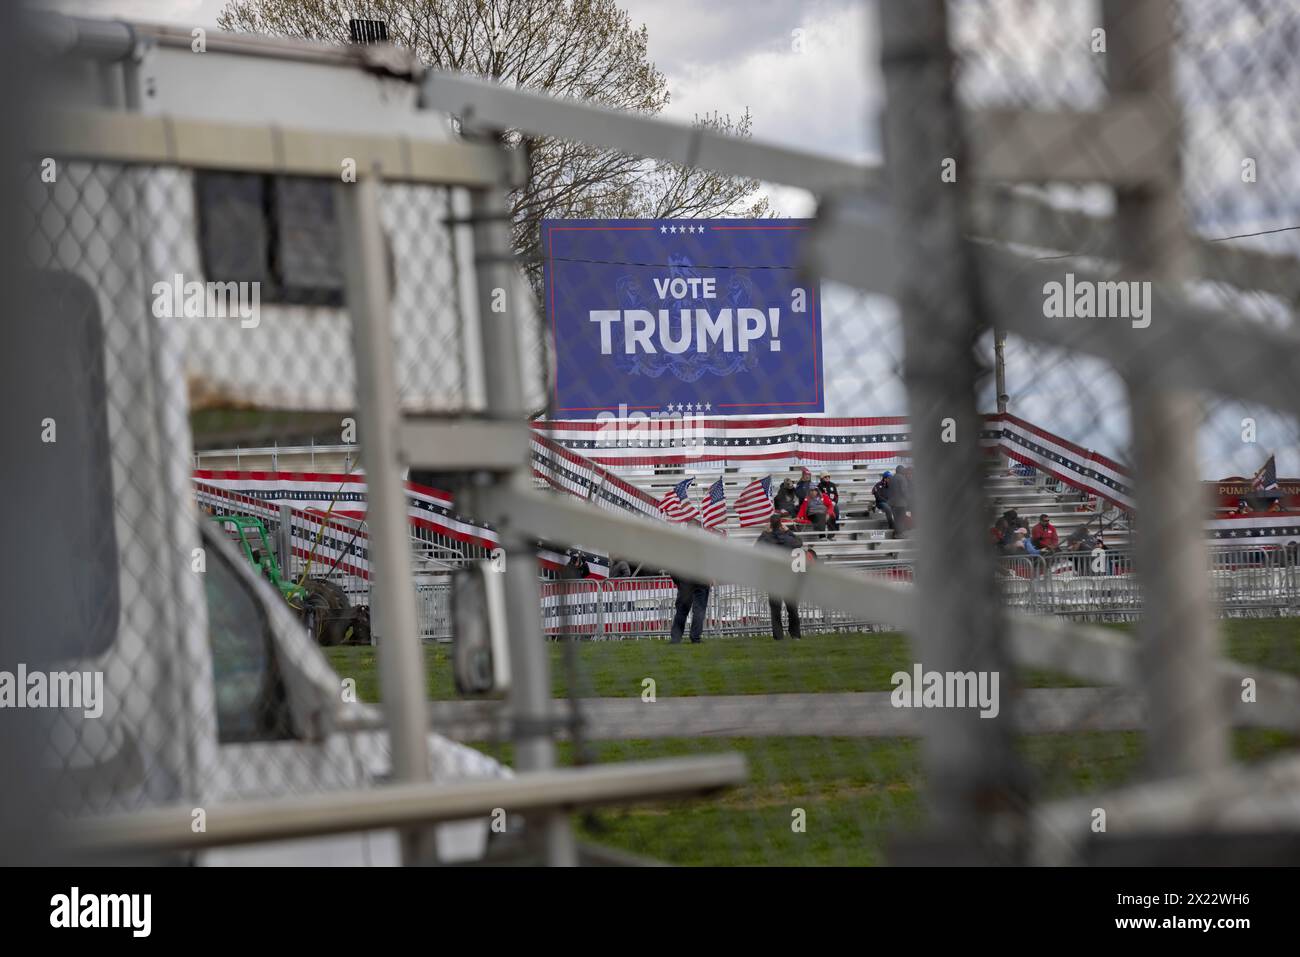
top-left (878, 0), bottom-right (1028, 857)
top-left (278, 502), bottom-right (293, 579)
top-left (1104, 0), bottom-right (1228, 779)
top-left (336, 170), bottom-right (433, 864)
top-left (464, 134), bottom-right (578, 865)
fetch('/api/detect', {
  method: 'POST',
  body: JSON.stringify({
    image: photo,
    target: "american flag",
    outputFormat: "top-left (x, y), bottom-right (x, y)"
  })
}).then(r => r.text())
top-left (1253, 454), bottom-right (1279, 493)
top-left (734, 476), bottom-right (774, 527)
top-left (700, 478), bottom-right (728, 530)
top-left (658, 477), bottom-right (699, 523)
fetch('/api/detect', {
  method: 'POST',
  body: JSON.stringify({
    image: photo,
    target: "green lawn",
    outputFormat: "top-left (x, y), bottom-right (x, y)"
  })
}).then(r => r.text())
top-left (324, 630), bottom-right (1089, 701)
top-left (322, 618), bottom-right (1300, 865)
top-left (470, 731), bottom-right (1296, 865)
top-left (323, 617), bottom-right (1300, 702)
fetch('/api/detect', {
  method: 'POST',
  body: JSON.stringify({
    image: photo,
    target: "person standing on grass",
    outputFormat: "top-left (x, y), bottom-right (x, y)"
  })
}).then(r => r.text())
top-left (669, 572), bottom-right (711, 644)
top-left (756, 514), bottom-right (803, 641)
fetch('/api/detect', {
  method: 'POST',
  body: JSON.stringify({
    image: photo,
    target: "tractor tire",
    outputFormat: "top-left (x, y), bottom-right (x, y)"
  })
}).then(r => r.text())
top-left (301, 592), bottom-right (330, 644)
top-left (303, 578), bottom-right (351, 646)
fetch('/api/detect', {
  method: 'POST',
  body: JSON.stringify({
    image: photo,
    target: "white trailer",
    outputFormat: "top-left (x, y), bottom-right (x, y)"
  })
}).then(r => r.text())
top-left (23, 12), bottom-right (746, 866)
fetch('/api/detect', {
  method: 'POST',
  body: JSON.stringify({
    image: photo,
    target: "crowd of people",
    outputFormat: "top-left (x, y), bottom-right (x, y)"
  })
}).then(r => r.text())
top-left (989, 507), bottom-right (1119, 567)
top-left (773, 466), bottom-right (841, 535)
top-left (772, 463), bottom-right (916, 540)
top-left (991, 509), bottom-right (1078, 556)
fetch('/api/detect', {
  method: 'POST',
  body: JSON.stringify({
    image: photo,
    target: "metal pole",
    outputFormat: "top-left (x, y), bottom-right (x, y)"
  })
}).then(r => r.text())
top-left (336, 170), bottom-right (433, 864)
top-left (878, 0), bottom-right (1028, 856)
top-left (1103, 0), bottom-right (1227, 778)
top-left (278, 502), bottom-right (293, 578)
top-left (994, 329), bottom-right (1009, 415)
top-left (463, 135), bottom-right (578, 865)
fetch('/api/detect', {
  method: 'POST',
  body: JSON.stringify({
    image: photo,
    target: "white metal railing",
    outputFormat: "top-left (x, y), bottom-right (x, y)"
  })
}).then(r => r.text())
top-left (414, 548), bottom-right (1300, 640)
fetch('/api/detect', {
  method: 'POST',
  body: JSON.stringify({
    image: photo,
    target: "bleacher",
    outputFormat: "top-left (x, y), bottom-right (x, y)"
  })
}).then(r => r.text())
top-left (632, 459), bottom-right (1129, 568)
top-left (191, 442), bottom-right (1131, 570)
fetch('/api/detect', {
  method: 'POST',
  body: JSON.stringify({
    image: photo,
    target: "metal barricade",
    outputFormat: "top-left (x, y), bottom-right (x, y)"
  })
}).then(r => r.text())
top-left (1208, 546), bottom-right (1285, 618)
top-left (595, 576), bottom-right (677, 639)
top-left (541, 578), bottom-right (604, 639)
top-left (414, 580), bottom-right (453, 640)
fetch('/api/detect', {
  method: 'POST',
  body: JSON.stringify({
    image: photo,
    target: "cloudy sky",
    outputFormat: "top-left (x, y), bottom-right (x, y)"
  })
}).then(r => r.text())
top-left (42, 0), bottom-right (1300, 476)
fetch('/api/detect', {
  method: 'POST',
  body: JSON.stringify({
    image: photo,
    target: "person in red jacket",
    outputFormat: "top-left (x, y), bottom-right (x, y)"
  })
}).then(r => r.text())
top-left (795, 488), bottom-right (836, 535)
top-left (1030, 514), bottom-right (1059, 554)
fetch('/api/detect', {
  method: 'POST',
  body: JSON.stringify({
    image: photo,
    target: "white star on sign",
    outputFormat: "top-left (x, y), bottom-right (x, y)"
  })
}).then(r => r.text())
top-left (660, 225), bottom-right (667, 233)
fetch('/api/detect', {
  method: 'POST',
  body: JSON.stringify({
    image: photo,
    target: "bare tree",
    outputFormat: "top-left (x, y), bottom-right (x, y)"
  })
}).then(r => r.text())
top-left (218, 0), bottom-right (771, 278)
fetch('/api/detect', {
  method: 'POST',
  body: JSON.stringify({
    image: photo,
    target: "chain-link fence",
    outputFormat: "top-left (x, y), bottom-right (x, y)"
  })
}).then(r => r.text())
top-left (14, 0), bottom-right (1300, 867)
top-left (17, 147), bottom-right (507, 863)
top-left (522, 0), bottom-right (1300, 865)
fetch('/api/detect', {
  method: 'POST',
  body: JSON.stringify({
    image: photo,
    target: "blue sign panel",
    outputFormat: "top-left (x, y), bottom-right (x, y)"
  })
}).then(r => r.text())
top-left (542, 219), bottom-right (823, 418)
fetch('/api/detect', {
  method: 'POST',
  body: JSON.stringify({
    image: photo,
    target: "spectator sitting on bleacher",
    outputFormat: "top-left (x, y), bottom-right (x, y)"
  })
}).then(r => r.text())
top-left (1005, 528), bottom-right (1029, 554)
top-left (609, 556), bottom-right (632, 579)
top-left (1269, 499), bottom-right (1284, 512)
top-left (990, 518), bottom-right (1008, 551)
top-left (1031, 514), bottom-right (1059, 554)
top-left (873, 471), bottom-right (896, 535)
top-left (796, 486), bottom-right (835, 534)
top-left (991, 509), bottom-right (1020, 551)
top-left (794, 467), bottom-right (814, 504)
top-left (817, 472), bottom-right (840, 536)
top-left (773, 478), bottom-right (799, 516)
top-left (1230, 498), bottom-right (1252, 516)
top-left (1064, 524), bottom-right (1095, 552)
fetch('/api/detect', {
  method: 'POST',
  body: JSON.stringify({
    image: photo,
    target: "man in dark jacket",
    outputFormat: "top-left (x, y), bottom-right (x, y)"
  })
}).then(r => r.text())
top-left (561, 552), bottom-right (590, 579)
top-left (668, 573), bottom-right (711, 644)
top-left (873, 471), bottom-right (896, 534)
top-left (773, 478), bottom-right (799, 516)
top-left (756, 515), bottom-right (802, 640)
top-left (817, 472), bottom-right (840, 535)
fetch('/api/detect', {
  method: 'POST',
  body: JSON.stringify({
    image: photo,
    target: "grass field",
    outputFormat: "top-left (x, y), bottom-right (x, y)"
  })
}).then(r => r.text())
top-left (323, 618), bottom-right (1300, 865)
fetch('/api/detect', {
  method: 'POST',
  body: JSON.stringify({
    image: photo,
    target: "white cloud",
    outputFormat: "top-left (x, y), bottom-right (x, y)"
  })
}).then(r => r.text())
top-left (660, 4), bottom-right (879, 163)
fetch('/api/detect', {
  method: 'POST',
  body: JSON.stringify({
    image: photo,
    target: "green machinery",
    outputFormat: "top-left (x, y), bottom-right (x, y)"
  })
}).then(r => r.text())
top-left (210, 515), bottom-right (369, 645)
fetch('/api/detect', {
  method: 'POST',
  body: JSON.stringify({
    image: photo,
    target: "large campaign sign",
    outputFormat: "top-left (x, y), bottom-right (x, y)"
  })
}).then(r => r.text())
top-left (543, 219), bottom-right (823, 417)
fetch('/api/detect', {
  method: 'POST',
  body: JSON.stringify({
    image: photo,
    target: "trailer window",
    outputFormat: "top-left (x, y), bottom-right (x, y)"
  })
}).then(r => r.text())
top-left (205, 543), bottom-right (293, 743)
top-left (7, 271), bottom-right (119, 661)
top-left (196, 172), bottom-right (345, 307)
